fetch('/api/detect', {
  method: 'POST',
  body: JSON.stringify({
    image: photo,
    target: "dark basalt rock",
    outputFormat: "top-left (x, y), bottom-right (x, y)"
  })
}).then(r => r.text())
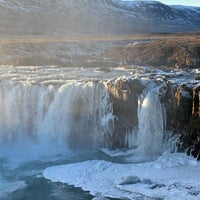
top-left (107, 74), bottom-right (200, 159)
top-left (156, 81), bottom-right (200, 159)
top-left (107, 78), bottom-right (144, 148)
top-left (164, 83), bottom-right (193, 129)
top-left (193, 85), bottom-right (200, 117)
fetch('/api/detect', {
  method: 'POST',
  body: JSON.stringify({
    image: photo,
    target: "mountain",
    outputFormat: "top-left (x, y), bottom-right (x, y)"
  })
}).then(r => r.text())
top-left (0, 0), bottom-right (200, 36)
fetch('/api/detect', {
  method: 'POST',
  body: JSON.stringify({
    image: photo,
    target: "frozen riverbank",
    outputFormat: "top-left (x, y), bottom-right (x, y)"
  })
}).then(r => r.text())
top-left (43, 152), bottom-right (200, 200)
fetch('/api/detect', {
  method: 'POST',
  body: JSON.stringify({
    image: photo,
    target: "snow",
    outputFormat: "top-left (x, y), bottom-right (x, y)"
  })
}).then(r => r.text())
top-left (43, 152), bottom-right (200, 199)
top-left (172, 5), bottom-right (200, 12)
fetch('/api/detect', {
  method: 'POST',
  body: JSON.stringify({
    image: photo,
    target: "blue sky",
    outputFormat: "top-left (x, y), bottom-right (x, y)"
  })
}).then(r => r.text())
top-left (122, 0), bottom-right (200, 7)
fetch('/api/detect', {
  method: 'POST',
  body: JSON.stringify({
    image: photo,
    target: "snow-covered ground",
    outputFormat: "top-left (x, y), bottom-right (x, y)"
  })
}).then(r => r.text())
top-left (43, 152), bottom-right (200, 200)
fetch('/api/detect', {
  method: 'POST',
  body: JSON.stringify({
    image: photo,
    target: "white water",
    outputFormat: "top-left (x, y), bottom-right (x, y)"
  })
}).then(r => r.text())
top-left (0, 65), bottom-right (171, 164)
top-left (0, 66), bottom-right (170, 163)
top-left (1, 66), bottom-right (196, 200)
top-left (0, 65), bottom-right (198, 200)
top-left (0, 80), bottom-right (114, 161)
top-left (137, 89), bottom-right (165, 155)
top-left (42, 85), bottom-right (198, 200)
top-left (120, 87), bottom-right (166, 162)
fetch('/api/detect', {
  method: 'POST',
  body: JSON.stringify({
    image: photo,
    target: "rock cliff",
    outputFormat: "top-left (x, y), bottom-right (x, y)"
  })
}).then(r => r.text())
top-left (107, 69), bottom-right (200, 159)
top-left (107, 78), bottom-right (144, 147)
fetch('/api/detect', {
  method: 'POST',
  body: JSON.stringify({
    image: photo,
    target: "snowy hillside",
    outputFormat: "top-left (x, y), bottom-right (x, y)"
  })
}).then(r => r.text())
top-left (0, 0), bottom-right (200, 36)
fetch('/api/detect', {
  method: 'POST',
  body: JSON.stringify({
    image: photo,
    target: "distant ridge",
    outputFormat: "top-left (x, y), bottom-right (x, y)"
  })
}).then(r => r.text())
top-left (0, 0), bottom-right (200, 36)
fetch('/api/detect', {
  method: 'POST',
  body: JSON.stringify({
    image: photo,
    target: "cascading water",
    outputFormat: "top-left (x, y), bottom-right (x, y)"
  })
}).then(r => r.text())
top-left (123, 89), bottom-right (165, 157)
top-left (118, 86), bottom-right (167, 162)
top-left (137, 89), bottom-right (165, 156)
top-left (102, 80), bottom-right (168, 162)
top-left (0, 66), bottom-right (170, 162)
top-left (0, 79), bottom-right (114, 160)
top-left (0, 66), bottom-right (179, 200)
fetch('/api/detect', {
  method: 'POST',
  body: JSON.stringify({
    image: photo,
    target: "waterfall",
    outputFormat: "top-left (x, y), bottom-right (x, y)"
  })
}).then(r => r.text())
top-left (0, 80), bottom-right (114, 160)
top-left (0, 70), bottom-right (168, 162)
top-left (122, 87), bottom-right (166, 162)
top-left (137, 89), bottom-right (165, 156)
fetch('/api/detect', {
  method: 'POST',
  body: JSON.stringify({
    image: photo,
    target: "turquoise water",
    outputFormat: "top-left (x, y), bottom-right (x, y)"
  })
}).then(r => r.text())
top-left (0, 151), bottom-right (121, 200)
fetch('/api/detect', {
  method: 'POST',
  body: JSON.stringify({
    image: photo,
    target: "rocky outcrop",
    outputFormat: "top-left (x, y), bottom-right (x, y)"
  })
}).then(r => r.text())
top-left (103, 34), bottom-right (200, 70)
top-left (107, 78), bottom-right (144, 148)
top-left (161, 82), bottom-right (200, 159)
top-left (163, 83), bottom-right (193, 130)
top-left (107, 71), bottom-right (200, 159)
top-left (193, 85), bottom-right (200, 117)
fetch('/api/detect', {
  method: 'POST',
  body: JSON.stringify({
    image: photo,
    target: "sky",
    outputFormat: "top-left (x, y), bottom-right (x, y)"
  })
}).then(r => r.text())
top-left (122, 0), bottom-right (200, 7)
top-left (159, 0), bottom-right (200, 6)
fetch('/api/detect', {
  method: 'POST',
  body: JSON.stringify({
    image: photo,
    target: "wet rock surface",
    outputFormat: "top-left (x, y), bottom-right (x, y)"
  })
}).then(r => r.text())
top-left (107, 78), bottom-right (144, 148)
top-left (107, 68), bottom-right (200, 158)
top-left (163, 81), bottom-right (200, 159)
